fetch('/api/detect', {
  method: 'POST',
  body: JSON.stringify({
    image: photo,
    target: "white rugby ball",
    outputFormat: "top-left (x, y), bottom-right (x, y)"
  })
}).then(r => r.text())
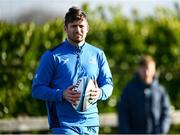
top-left (83, 79), bottom-right (97, 111)
top-left (72, 77), bottom-right (97, 111)
top-left (72, 77), bottom-right (87, 111)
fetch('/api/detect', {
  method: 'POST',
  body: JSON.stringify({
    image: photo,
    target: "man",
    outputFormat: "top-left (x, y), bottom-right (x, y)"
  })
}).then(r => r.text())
top-left (32, 7), bottom-right (113, 134)
top-left (117, 55), bottom-right (171, 134)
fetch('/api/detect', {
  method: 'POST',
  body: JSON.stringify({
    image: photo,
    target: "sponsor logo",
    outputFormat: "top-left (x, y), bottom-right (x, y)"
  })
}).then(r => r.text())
top-left (54, 55), bottom-right (69, 65)
top-left (89, 57), bottom-right (97, 64)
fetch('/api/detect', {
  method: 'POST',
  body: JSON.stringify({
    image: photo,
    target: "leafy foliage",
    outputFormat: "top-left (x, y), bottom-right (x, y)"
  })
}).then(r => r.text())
top-left (0, 6), bottom-right (180, 118)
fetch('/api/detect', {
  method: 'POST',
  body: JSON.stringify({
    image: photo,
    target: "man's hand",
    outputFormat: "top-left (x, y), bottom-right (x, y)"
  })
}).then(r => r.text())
top-left (89, 80), bottom-right (101, 102)
top-left (63, 85), bottom-right (81, 104)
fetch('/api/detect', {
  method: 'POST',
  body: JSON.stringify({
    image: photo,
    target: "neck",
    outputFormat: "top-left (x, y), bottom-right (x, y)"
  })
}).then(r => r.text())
top-left (67, 38), bottom-right (85, 47)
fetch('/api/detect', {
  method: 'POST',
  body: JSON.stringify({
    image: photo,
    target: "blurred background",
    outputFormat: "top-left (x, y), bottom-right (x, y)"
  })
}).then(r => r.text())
top-left (0, 0), bottom-right (180, 134)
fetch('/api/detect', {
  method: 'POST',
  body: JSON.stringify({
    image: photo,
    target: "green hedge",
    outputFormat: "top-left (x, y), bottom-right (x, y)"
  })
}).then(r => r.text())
top-left (0, 6), bottom-right (180, 118)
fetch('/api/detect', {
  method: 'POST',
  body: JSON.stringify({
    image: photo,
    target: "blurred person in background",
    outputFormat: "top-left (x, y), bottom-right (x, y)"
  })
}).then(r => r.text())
top-left (117, 55), bottom-right (171, 134)
top-left (32, 7), bottom-right (113, 135)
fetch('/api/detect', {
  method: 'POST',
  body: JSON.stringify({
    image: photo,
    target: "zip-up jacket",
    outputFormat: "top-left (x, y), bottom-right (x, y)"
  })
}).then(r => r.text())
top-left (32, 40), bottom-right (113, 128)
top-left (117, 73), bottom-right (171, 134)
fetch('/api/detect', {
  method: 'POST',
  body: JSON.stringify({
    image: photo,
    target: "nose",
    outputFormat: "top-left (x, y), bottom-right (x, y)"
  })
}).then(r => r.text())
top-left (75, 26), bottom-right (81, 33)
top-left (145, 69), bottom-right (149, 76)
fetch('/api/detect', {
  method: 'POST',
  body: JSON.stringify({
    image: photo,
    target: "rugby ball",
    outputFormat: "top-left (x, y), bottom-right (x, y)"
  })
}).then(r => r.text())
top-left (72, 77), bottom-right (97, 111)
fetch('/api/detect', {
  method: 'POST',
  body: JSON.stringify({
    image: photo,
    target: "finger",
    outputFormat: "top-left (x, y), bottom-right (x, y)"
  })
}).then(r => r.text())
top-left (86, 89), bottom-right (98, 95)
top-left (68, 93), bottom-right (81, 101)
top-left (71, 94), bottom-right (81, 99)
top-left (71, 90), bottom-right (81, 96)
top-left (68, 96), bottom-right (78, 104)
top-left (68, 85), bottom-right (76, 90)
top-left (93, 80), bottom-right (98, 88)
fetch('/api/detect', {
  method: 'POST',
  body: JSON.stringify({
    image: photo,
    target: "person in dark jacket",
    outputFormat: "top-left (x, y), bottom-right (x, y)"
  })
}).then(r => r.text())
top-left (117, 55), bottom-right (171, 134)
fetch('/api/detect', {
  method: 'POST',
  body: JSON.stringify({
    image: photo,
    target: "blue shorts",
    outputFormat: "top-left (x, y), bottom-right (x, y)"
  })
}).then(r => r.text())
top-left (51, 126), bottom-right (99, 135)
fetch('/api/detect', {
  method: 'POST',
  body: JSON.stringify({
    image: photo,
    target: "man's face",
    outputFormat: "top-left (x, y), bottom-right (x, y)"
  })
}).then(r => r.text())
top-left (64, 18), bottom-right (89, 43)
top-left (138, 61), bottom-right (156, 84)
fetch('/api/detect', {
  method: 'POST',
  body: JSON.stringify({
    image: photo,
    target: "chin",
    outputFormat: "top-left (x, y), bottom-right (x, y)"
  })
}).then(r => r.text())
top-left (145, 80), bottom-right (152, 84)
top-left (72, 39), bottom-right (83, 43)
top-left (76, 38), bottom-right (83, 42)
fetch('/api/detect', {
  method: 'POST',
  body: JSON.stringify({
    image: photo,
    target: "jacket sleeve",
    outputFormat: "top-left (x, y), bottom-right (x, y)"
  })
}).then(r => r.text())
top-left (160, 88), bottom-right (171, 134)
top-left (32, 51), bottom-right (63, 102)
top-left (117, 86), bottom-right (130, 133)
top-left (97, 51), bottom-right (113, 101)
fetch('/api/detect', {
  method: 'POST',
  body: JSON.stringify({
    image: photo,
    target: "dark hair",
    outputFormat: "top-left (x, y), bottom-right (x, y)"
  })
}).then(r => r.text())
top-left (139, 55), bottom-right (155, 67)
top-left (64, 7), bottom-right (87, 26)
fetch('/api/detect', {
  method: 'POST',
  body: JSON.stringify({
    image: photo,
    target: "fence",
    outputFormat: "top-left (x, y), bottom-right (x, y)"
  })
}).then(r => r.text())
top-left (0, 111), bottom-right (180, 133)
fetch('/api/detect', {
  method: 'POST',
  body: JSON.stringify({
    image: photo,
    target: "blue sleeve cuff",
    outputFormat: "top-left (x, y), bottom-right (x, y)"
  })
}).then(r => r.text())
top-left (98, 88), bottom-right (102, 100)
top-left (56, 89), bottom-right (63, 102)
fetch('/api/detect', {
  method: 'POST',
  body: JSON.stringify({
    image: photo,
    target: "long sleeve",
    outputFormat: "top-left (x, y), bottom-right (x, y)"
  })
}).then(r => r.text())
top-left (160, 90), bottom-right (171, 134)
top-left (32, 51), bottom-right (63, 102)
top-left (117, 87), bottom-right (130, 133)
top-left (97, 51), bottom-right (113, 101)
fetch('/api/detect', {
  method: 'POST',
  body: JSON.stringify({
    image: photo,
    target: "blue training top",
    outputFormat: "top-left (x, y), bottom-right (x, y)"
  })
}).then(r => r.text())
top-left (32, 40), bottom-right (113, 128)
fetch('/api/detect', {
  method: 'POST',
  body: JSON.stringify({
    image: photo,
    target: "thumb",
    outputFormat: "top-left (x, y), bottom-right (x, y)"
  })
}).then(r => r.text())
top-left (93, 80), bottom-right (98, 88)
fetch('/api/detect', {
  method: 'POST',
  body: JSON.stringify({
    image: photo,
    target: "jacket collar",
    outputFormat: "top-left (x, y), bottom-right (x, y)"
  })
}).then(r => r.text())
top-left (65, 39), bottom-right (85, 53)
top-left (133, 73), bottom-right (158, 88)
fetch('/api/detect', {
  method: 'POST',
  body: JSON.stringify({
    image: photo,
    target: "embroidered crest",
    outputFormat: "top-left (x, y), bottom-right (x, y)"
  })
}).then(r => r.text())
top-left (89, 57), bottom-right (97, 64)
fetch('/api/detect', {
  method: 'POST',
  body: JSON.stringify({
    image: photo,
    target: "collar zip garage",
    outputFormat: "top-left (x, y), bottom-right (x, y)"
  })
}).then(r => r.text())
top-left (75, 44), bottom-right (88, 80)
top-left (66, 40), bottom-right (84, 54)
top-left (65, 40), bottom-right (87, 80)
top-left (76, 47), bottom-right (82, 78)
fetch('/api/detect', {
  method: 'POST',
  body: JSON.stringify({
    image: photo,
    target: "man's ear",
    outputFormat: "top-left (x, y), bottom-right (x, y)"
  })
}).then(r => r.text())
top-left (64, 25), bottom-right (67, 32)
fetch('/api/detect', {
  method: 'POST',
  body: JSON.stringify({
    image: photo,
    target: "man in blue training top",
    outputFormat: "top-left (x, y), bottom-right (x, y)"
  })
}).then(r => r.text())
top-left (117, 55), bottom-right (171, 134)
top-left (32, 7), bottom-right (113, 135)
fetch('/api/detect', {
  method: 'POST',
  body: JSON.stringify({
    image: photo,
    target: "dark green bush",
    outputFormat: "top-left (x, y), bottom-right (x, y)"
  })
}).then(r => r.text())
top-left (0, 6), bottom-right (180, 118)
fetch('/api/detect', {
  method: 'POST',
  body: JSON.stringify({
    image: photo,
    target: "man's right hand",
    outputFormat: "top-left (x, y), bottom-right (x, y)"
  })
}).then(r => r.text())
top-left (63, 85), bottom-right (81, 104)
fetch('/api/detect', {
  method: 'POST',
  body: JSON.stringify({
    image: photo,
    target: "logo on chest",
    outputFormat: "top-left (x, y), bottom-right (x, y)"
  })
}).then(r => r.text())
top-left (54, 55), bottom-right (69, 65)
top-left (61, 58), bottom-right (69, 64)
top-left (89, 57), bottom-right (97, 64)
